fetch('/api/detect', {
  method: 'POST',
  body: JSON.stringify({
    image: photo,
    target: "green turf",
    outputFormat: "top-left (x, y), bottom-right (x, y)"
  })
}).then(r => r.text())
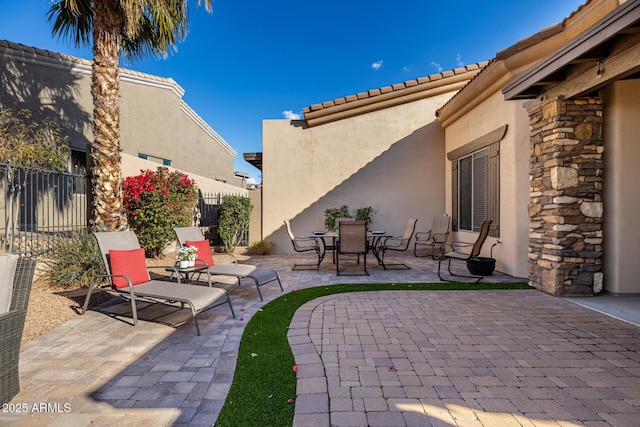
top-left (214, 282), bottom-right (530, 426)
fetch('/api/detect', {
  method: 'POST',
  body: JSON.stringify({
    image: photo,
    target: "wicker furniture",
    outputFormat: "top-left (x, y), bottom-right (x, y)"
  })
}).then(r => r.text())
top-left (0, 255), bottom-right (36, 405)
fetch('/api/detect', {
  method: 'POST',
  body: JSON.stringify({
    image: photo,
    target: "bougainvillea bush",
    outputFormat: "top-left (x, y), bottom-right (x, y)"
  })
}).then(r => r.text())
top-left (123, 167), bottom-right (198, 257)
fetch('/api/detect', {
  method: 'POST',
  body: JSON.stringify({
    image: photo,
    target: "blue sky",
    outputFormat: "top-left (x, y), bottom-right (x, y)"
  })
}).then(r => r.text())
top-left (1, 0), bottom-right (585, 182)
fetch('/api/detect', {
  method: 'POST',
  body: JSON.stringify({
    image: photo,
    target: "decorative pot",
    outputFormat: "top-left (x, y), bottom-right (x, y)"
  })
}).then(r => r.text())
top-left (188, 259), bottom-right (195, 267)
top-left (466, 257), bottom-right (495, 276)
top-left (179, 260), bottom-right (190, 269)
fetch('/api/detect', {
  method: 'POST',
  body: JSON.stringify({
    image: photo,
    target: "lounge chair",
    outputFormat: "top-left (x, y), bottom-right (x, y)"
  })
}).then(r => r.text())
top-left (414, 215), bottom-right (451, 259)
top-left (173, 227), bottom-right (282, 301)
top-left (437, 220), bottom-right (492, 283)
top-left (336, 221), bottom-right (369, 276)
top-left (284, 219), bottom-right (324, 270)
top-left (0, 255), bottom-right (36, 405)
top-left (82, 231), bottom-right (235, 335)
top-left (375, 218), bottom-right (417, 269)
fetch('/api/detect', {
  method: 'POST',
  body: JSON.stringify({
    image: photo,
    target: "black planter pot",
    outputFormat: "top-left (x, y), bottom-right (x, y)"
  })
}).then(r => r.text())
top-left (466, 257), bottom-right (496, 276)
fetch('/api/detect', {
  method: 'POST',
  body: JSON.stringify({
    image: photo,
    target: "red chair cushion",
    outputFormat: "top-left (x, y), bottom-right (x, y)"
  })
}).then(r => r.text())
top-left (185, 240), bottom-right (214, 266)
top-left (108, 248), bottom-right (150, 288)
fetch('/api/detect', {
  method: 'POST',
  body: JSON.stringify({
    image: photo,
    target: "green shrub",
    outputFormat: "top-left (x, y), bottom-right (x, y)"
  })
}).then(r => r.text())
top-left (122, 167), bottom-right (198, 257)
top-left (354, 206), bottom-right (377, 224)
top-left (245, 240), bottom-right (275, 255)
top-left (218, 195), bottom-right (252, 254)
top-left (324, 205), bottom-right (351, 231)
top-left (45, 231), bottom-right (106, 288)
top-left (324, 205), bottom-right (378, 230)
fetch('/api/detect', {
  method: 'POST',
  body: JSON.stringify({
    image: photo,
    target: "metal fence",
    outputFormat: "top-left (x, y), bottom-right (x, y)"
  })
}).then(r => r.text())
top-left (0, 162), bottom-right (248, 255)
top-left (196, 191), bottom-right (248, 247)
top-left (0, 161), bottom-right (89, 255)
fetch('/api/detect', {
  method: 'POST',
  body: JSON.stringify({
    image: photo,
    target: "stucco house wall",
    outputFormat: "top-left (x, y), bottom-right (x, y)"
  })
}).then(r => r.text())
top-left (262, 93), bottom-right (452, 253)
top-left (0, 40), bottom-right (242, 188)
top-left (443, 92), bottom-right (531, 278)
top-left (438, 0), bottom-right (623, 281)
top-left (601, 80), bottom-right (640, 294)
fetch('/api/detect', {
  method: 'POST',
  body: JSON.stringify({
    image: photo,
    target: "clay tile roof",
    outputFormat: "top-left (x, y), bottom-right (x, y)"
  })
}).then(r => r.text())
top-left (302, 61), bottom-right (489, 126)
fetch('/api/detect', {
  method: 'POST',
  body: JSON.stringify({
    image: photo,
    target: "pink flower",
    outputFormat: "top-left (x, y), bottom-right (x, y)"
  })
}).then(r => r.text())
top-left (287, 398), bottom-right (294, 404)
top-left (388, 366), bottom-right (395, 371)
top-left (290, 289), bottom-right (296, 293)
top-left (238, 317), bottom-right (244, 321)
top-left (268, 394), bottom-right (273, 399)
top-left (292, 365), bottom-right (298, 373)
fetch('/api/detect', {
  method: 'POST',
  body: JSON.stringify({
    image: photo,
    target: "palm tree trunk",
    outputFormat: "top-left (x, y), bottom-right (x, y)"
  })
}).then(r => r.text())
top-left (90, 13), bottom-right (127, 231)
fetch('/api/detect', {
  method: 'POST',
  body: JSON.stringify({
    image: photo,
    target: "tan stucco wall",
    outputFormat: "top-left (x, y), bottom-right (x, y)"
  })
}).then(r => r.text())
top-left (119, 79), bottom-right (238, 183)
top-left (263, 93), bottom-right (452, 253)
top-left (247, 189), bottom-right (262, 246)
top-left (121, 153), bottom-right (247, 196)
top-left (602, 80), bottom-right (640, 294)
top-left (444, 91), bottom-right (530, 278)
top-left (0, 41), bottom-right (241, 187)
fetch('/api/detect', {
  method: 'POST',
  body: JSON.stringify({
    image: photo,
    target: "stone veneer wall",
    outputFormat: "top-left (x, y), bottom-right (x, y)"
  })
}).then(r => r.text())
top-left (526, 96), bottom-right (604, 296)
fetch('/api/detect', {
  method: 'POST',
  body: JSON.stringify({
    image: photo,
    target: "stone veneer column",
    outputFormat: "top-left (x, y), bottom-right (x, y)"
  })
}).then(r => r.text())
top-left (526, 96), bottom-right (604, 296)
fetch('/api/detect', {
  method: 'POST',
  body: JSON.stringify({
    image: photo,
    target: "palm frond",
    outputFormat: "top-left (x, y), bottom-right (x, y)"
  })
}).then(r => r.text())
top-left (47, 0), bottom-right (93, 46)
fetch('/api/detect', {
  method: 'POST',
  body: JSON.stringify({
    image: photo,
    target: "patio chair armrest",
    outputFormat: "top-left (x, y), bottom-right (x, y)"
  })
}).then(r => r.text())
top-left (104, 273), bottom-right (136, 288)
top-left (432, 232), bottom-right (449, 243)
top-left (450, 240), bottom-right (474, 252)
top-left (414, 231), bottom-right (432, 241)
top-left (295, 236), bottom-right (318, 244)
top-left (379, 236), bottom-right (403, 249)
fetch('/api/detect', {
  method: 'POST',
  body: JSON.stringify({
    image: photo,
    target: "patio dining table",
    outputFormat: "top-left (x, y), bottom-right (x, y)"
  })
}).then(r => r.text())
top-left (309, 230), bottom-right (392, 268)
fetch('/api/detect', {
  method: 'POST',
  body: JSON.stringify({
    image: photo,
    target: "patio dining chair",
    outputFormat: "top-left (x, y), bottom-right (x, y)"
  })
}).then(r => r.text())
top-left (336, 220), bottom-right (369, 276)
top-left (173, 227), bottom-right (282, 301)
top-left (82, 231), bottom-right (235, 335)
top-left (376, 218), bottom-right (417, 270)
top-left (414, 215), bottom-right (451, 259)
top-left (326, 217), bottom-right (354, 264)
top-left (437, 219), bottom-right (492, 283)
top-left (284, 219), bottom-right (324, 270)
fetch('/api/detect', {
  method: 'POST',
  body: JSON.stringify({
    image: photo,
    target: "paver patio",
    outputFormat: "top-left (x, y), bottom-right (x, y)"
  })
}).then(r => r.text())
top-left (1, 254), bottom-right (639, 426)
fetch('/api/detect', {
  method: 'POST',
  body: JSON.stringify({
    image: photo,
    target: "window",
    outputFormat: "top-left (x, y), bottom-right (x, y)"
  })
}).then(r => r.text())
top-left (458, 149), bottom-right (488, 232)
top-left (448, 125), bottom-right (505, 238)
top-left (138, 153), bottom-right (171, 166)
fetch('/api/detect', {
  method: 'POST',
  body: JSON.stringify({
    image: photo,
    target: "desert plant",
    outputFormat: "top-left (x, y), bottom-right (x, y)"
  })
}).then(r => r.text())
top-left (218, 195), bottom-right (253, 254)
top-left (44, 231), bottom-right (106, 288)
top-left (324, 205), bottom-right (351, 231)
top-left (245, 240), bottom-right (275, 255)
top-left (122, 167), bottom-right (198, 257)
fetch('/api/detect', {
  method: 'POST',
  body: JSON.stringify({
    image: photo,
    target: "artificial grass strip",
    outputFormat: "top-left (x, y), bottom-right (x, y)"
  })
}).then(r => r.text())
top-left (214, 282), bottom-right (530, 426)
